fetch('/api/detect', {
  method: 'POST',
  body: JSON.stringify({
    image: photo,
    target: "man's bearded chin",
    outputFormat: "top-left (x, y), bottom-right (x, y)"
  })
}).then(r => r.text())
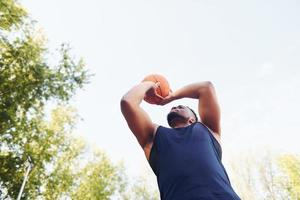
top-left (167, 112), bottom-right (186, 127)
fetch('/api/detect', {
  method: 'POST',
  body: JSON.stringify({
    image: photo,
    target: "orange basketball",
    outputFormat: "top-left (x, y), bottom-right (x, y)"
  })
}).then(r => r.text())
top-left (142, 74), bottom-right (171, 104)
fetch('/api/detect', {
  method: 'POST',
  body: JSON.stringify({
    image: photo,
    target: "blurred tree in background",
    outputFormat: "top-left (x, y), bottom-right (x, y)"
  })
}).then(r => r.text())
top-left (70, 150), bottom-right (127, 200)
top-left (277, 154), bottom-right (300, 200)
top-left (0, 0), bottom-right (126, 199)
top-left (229, 150), bottom-right (300, 200)
top-left (0, 0), bottom-right (26, 30)
top-left (122, 170), bottom-right (159, 200)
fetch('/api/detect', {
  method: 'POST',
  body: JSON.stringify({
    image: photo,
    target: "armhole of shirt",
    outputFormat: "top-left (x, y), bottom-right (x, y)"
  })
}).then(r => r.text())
top-left (197, 121), bottom-right (221, 147)
top-left (197, 121), bottom-right (222, 160)
top-left (149, 125), bottom-right (161, 158)
top-left (148, 125), bottom-right (162, 175)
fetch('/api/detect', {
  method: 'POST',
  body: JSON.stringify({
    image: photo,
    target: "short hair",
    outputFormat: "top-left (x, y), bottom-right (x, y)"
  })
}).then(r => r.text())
top-left (187, 106), bottom-right (198, 122)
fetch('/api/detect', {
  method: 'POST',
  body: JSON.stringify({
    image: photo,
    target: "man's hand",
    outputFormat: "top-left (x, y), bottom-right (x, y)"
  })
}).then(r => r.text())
top-left (158, 91), bottom-right (176, 105)
top-left (144, 82), bottom-right (164, 103)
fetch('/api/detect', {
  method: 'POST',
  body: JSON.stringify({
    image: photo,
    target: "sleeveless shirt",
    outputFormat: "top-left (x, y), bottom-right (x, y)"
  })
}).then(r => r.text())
top-left (149, 122), bottom-right (241, 200)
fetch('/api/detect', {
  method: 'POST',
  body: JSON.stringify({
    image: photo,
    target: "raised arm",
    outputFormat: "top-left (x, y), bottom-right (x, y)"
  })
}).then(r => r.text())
top-left (161, 81), bottom-right (221, 136)
top-left (120, 82), bottom-right (159, 149)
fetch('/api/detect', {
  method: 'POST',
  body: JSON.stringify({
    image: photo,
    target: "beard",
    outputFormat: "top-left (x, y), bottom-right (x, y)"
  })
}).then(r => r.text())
top-left (167, 111), bottom-right (187, 127)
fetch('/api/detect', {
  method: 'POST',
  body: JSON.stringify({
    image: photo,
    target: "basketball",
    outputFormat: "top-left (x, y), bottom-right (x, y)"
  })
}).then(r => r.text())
top-left (142, 74), bottom-right (171, 104)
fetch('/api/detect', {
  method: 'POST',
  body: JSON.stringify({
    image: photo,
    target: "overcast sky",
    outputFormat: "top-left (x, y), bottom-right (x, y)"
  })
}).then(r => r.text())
top-left (22, 0), bottom-right (300, 179)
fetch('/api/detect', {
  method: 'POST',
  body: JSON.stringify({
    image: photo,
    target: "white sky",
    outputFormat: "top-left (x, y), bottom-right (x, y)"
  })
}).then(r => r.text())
top-left (22, 0), bottom-right (300, 180)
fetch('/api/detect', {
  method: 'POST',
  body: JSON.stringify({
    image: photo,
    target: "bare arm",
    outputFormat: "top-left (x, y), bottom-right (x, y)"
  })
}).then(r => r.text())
top-left (161, 81), bottom-right (221, 135)
top-left (120, 82), bottom-right (159, 148)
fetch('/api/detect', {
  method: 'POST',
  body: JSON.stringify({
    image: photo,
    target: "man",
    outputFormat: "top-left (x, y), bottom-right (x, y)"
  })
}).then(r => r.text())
top-left (120, 80), bottom-right (241, 200)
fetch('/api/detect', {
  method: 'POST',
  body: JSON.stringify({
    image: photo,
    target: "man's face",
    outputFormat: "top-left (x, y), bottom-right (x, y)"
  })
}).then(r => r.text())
top-left (167, 105), bottom-right (195, 127)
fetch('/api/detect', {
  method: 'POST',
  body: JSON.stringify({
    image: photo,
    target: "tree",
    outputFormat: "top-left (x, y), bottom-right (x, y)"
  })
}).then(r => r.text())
top-left (121, 168), bottom-right (160, 200)
top-left (0, 0), bottom-right (27, 30)
top-left (0, 1), bottom-right (130, 199)
top-left (228, 152), bottom-right (258, 200)
top-left (228, 149), bottom-right (300, 200)
top-left (257, 151), bottom-right (290, 200)
top-left (277, 154), bottom-right (300, 200)
top-left (0, 0), bottom-right (90, 198)
top-left (70, 151), bottom-right (127, 200)
top-left (1, 104), bottom-right (127, 200)
top-left (129, 176), bottom-right (160, 200)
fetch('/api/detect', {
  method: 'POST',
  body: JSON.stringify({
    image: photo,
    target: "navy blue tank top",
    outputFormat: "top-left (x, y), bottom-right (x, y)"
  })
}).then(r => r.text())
top-left (149, 122), bottom-right (241, 200)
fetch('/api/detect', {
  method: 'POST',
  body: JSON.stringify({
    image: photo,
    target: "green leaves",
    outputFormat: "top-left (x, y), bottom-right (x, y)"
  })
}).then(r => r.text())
top-left (278, 154), bottom-right (300, 199)
top-left (70, 151), bottom-right (127, 200)
top-left (0, 0), bottom-right (27, 30)
top-left (0, 0), bottom-right (92, 199)
top-left (229, 151), bottom-right (300, 200)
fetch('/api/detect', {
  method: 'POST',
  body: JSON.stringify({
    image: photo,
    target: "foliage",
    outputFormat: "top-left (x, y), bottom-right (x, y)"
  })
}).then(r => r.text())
top-left (277, 154), bottom-right (300, 200)
top-left (229, 152), bottom-right (258, 199)
top-left (70, 151), bottom-right (127, 200)
top-left (229, 150), bottom-right (300, 200)
top-left (0, 0), bottom-right (130, 199)
top-left (1, 105), bottom-right (126, 200)
top-left (121, 170), bottom-right (160, 200)
top-left (0, 0), bottom-right (93, 199)
top-left (129, 176), bottom-right (160, 200)
top-left (0, 0), bottom-right (27, 30)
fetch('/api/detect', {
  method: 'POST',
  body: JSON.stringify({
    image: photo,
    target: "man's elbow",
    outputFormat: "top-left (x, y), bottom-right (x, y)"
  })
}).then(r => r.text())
top-left (204, 81), bottom-right (216, 92)
top-left (120, 98), bottom-right (130, 117)
top-left (120, 95), bottom-right (137, 111)
top-left (199, 81), bottom-right (214, 91)
top-left (197, 81), bottom-right (216, 97)
top-left (205, 81), bottom-right (214, 88)
top-left (120, 96), bottom-right (130, 108)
